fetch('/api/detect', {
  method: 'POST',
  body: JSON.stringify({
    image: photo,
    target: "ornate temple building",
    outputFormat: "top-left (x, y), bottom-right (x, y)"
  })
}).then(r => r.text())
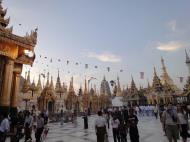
top-left (38, 73), bottom-right (56, 113)
top-left (123, 77), bottom-right (140, 106)
top-left (81, 79), bottom-right (89, 111)
top-left (145, 67), bottom-right (174, 105)
top-left (100, 76), bottom-right (111, 97)
top-left (160, 57), bottom-right (180, 94)
top-left (0, 1), bottom-right (37, 115)
top-left (89, 85), bottom-right (99, 113)
top-left (99, 77), bottom-right (112, 108)
top-left (65, 77), bottom-right (77, 110)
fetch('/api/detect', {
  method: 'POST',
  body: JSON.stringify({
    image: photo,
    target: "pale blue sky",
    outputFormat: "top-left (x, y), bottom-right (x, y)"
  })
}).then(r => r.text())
top-left (3, 0), bottom-right (190, 91)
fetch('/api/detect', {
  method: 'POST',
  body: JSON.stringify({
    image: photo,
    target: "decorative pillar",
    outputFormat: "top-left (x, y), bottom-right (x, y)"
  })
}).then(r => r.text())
top-left (0, 59), bottom-right (14, 113)
top-left (10, 72), bottom-right (21, 115)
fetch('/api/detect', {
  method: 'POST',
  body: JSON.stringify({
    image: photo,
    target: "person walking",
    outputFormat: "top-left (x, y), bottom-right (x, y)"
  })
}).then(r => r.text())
top-left (24, 111), bottom-right (33, 142)
top-left (177, 106), bottom-right (189, 142)
top-left (154, 105), bottom-right (158, 119)
top-left (162, 103), bottom-right (179, 142)
top-left (111, 116), bottom-right (120, 142)
top-left (0, 112), bottom-right (10, 142)
top-left (127, 108), bottom-right (139, 142)
top-left (119, 120), bottom-right (127, 142)
top-left (104, 112), bottom-right (110, 129)
top-left (95, 111), bottom-right (107, 142)
top-left (35, 113), bottom-right (44, 142)
top-left (83, 111), bottom-right (88, 129)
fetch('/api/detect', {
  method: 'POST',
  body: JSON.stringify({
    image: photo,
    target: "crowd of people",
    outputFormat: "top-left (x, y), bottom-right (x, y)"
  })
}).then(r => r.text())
top-left (95, 106), bottom-right (139, 142)
top-left (0, 102), bottom-right (190, 142)
top-left (93, 103), bottom-right (190, 142)
top-left (0, 110), bottom-right (49, 142)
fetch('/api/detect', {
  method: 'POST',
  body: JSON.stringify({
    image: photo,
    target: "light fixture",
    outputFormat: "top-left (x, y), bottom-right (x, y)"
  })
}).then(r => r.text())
top-left (24, 50), bottom-right (34, 57)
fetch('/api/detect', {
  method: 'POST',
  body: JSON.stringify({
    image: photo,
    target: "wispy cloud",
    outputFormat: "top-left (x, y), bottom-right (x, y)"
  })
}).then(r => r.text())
top-left (87, 52), bottom-right (121, 63)
top-left (156, 41), bottom-right (185, 51)
top-left (168, 20), bottom-right (177, 32)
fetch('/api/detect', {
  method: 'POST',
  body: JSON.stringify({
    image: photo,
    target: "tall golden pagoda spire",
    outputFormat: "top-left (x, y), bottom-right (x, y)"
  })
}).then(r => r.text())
top-left (50, 76), bottom-right (54, 90)
top-left (116, 76), bottom-right (122, 96)
top-left (84, 78), bottom-right (88, 95)
top-left (69, 76), bottom-right (74, 93)
top-left (185, 49), bottom-right (190, 76)
top-left (26, 70), bottom-right (31, 85)
top-left (46, 72), bottom-right (50, 87)
top-left (117, 76), bottom-right (121, 93)
top-left (130, 76), bottom-right (138, 94)
top-left (36, 74), bottom-right (42, 94)
top-left (152, 67), bottom-right (163, 92)
top-left (55, 70), bottom-right (61, 90)
top-left (21, 71), bottom-right (29, 93)
top-left (160, 57), bottom-right (180, 93)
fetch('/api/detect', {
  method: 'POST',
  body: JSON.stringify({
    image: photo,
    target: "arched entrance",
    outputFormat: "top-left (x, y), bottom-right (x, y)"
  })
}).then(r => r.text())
top-left (48, 101), bottom-right (53, 112)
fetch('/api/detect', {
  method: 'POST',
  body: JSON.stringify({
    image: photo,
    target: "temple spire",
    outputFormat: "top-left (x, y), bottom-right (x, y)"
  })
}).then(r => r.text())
top-left (36, 74), bottom-right (42, 94)
top-left (185, 49), bottom-right (190, 63)
top-left (160, 57), bottom-right (180, 93)
top-left (152, 67), bottom-right (163, 92)
top-left (84, 78), bottom-right (88, 94)
top-left (46, 72), bottom-right (50, 87)
top-left (69, 76), bottom-right (74, 92)
top-left (0, 0), bottom-right (10, 29)
top-left (26, 70), bottom-right (31, 85)
top-left (50, 76), bottom-right (54, 90)
top-left (117, 76), bottom-right (121, 93)
top-left (55, 69), bottom-right (61, 91)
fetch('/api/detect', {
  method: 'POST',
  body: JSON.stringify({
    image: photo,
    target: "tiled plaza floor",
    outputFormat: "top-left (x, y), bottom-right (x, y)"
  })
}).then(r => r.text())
top-left (7, 115), bottom-right (190, 142)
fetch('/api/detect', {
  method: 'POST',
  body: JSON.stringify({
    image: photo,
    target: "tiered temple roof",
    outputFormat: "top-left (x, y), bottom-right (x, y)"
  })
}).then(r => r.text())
top-left (100, 76), bottom-right (111, 96)
top-left (160, 57), bottom-right (180, 93)
top-left (152, 67), bottom-right (163, 92)
top-left (36, 74), bottom-right (42, 94)
top-left (0, 0), bottom-right (37, 53)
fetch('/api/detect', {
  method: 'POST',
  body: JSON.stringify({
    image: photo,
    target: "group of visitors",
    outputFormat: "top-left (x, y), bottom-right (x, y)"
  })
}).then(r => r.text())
top-left (0, 109), bottom-right (49, 142)
top-left (95, 106), bottom-right (139, 142)
top-left (161, 103), bottom-right (190, 142)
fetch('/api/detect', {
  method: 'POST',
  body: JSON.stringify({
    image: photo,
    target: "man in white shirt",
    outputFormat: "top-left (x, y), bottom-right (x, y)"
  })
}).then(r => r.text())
top-left (0, 112), bottom-right (10, 142)
top-left (95, 111), bottom-right (107, 142)
top-left (111, 117), bottom-right (120, 142)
